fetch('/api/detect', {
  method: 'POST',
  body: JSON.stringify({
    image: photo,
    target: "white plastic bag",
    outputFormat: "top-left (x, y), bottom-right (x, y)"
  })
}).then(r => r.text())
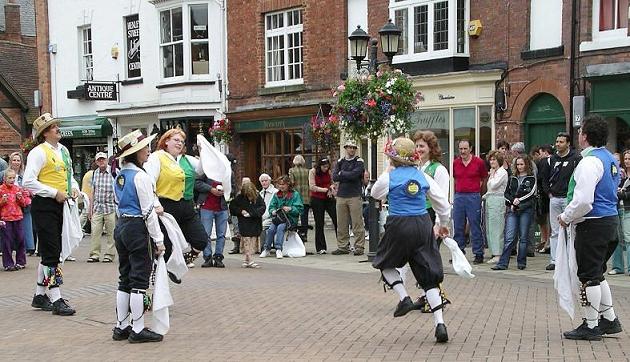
top-left (282, 232), bottom-right (306, 257)
top-left (61, 199), bottom-right (83, 262)
top-left (152, 255), bottom-right (173, 335)
top-left (443, 237), bottom-right (475, 279)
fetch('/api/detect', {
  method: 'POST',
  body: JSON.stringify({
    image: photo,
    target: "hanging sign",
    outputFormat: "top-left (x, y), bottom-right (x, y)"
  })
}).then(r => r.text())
top-left (84, 82), bottom-right (118, 101)
top-left (125, 14), bottom-right (141, 79)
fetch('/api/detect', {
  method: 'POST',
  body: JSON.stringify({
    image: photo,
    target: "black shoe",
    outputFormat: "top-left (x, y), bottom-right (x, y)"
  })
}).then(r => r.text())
top-left (353, 249), bottom-right (364, 256)
top-left (128, 328), bottom-right (163, 343)
top-left (517, 265), bottom-right (526, 270)
top-left (51, 298), bottom-right (76, 316)
top-left (411, 295), bottom-right (431, 313)
top-left (473, 256), bottom-right (484, 264)
top-left (491, 265), bottom-right (507, 270)
top-left (545, 264), bottom-right (555, 271)
top-left (213, 255), bottom-right (225, 268)
top-left (331, 249), bottom-right (350, 255)
top-left (112, 326), bottom-right (132, 341)
top-left (183, 251), bottom-right (199, 265)
top-left (435, 323), bottom-right (449, 343)
top-left (527, 252), bottom-right (535, 257)
top-left (393, 296), bottom-right (415, 317)
top-left (599, 316), bottom-right (623, 335)
top-left (31, 294), bottom-right (53, 311)
top-left (27, 250), bottom-right (35, 256)
top-left (201, 258), bottom-right (214, 268)
top-left (168, 271), bottom-right (182, 284)
top-left (227, 248), bottom-right (240, 254)
top-left (563, 320), bottom-right (602, 341)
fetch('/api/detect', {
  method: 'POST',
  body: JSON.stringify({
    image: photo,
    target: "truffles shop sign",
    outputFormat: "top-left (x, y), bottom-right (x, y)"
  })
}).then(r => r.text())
top-left (84, 82), bottom-right (118, 101)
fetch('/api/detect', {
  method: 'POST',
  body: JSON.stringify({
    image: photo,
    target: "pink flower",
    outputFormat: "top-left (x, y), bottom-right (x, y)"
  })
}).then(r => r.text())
top-left (366, 99), bottom-right (377, 107)
top-left (337, 84), bottom-right (346, 91)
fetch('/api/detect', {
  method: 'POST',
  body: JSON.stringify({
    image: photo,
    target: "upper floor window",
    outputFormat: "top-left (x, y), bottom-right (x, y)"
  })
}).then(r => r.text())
top-left (79, 26), bottom-right (93, 81)
top-left (159, 3), bottom-right (210, 79)
top-left (390, 0), bottom-right (468, 63)
top-left (580, 0), bottom-right (630, 51)
top-left (529, 0), bottom-right (562, 50)
top-left (264, 9), bottom-right (304, 87)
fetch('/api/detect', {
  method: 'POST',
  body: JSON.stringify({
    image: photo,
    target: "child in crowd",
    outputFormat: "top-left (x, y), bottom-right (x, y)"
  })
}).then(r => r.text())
top-left (0, 169), bottom-right (31, 271)
top-left (230, 181), bottom-right (266, 268)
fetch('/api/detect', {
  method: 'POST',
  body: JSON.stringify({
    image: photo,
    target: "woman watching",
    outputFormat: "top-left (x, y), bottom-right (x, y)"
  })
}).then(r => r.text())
top-left (413, 131), bottom-right (449, 225)
top-left (484, 150), bottom-right (509, 264)
top-left (492, 155), bottom-right (537, 271)
top-left (308, 158), bottom-right (338, 254)
top-left (260, 176), bottom-right (303, 259)
top-left (611, 150), bottom-right (630, 275)
top-left (289, 155), bottom-right (311, 242)
top-left (2, 152), bottom-right (35, 255)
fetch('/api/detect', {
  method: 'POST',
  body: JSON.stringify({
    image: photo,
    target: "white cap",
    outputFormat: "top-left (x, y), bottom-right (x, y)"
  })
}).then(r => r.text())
top-left (95, 152), bottom-right (108, 160)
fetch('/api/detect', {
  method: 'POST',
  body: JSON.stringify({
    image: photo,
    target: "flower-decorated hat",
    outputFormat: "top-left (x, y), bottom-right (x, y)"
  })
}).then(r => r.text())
top-left (33, 113), bottom-right (61, 138)
top-left (116, 130), bottom-right (157, 160)
top-left (384, 137), bottom-right (420, 166)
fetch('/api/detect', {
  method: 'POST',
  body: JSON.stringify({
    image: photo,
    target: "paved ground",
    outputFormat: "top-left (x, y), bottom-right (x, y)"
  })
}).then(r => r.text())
top-left (1, 227), bottom-right (630, 361)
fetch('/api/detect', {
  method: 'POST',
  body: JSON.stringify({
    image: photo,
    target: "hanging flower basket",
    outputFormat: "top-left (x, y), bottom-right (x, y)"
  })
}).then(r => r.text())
top-left (20, 137), bottom-right (36, 155)
top-left (309, 112), bottom-right (340, 154)
top-left (330, 65), bottom-right (423, 140)
top-left (208, 118), bottom-right (233, 145)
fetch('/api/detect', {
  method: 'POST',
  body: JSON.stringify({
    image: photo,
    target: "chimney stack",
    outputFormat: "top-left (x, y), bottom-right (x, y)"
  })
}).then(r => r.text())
top-left (4, 0), bottom-right (22, 42)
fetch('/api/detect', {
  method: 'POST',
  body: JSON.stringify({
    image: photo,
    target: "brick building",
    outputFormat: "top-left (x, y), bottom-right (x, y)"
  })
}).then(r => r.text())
top-left (0, 0), bottom-right (40, 155)
top-left (226, 0), bottom-right (349, 181)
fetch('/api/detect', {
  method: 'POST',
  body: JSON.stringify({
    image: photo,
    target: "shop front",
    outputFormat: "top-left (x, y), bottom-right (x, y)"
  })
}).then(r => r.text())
top-left (57, 115), bottom-right (114, 182)
top-left (585, 63), bottom-right (630, 152)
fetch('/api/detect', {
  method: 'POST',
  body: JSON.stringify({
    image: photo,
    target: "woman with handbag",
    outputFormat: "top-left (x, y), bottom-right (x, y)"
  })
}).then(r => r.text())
top-left (260, 176), bottom-right (303, 259)
top-left (309, 158), bottom-right (337, 254)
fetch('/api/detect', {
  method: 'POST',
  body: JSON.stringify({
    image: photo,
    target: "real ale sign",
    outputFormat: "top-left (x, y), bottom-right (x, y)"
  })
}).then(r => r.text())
top-left (125, 14), bottom-right (141, 79)
top-left (84, 82), bottom-right (117, 101)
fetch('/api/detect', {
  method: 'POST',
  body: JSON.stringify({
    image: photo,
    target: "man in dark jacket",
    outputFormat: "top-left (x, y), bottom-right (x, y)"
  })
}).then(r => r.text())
top-left (331, 140), bottom-right (365, 255)
top-left (535, 144), bottom-right (553, 253)
top-left (543, 132), bottom-right (581, 271)
top-left (195, 175), bottom-right (229, 268)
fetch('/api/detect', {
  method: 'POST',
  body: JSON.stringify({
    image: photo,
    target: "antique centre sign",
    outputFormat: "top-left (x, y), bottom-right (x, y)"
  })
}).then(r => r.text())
top-left (84, 82), bottom-right (118, 101)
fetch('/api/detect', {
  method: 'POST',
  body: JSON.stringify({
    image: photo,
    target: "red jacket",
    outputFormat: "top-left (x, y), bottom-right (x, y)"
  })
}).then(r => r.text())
top-left (0, 183), bottom-right (30, 221)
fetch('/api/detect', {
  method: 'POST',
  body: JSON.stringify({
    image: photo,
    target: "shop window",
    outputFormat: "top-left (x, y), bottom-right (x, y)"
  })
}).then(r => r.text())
top-left (79, 26), bottom-right (93, 81)
top-left (478, 106), bottom-right (493, 158)
top-left (190, 4), bottom-right (209, 75)
top-left (581, 0), bottom-right (630, 51)
top-left (390, 0), bottom-right (469, 63)
top-left (529, 0), bottom-right (562, 51)
top-left (265, 9), bottom-right (304, 87)
top-left (410, 109), bottom-right (450, 166)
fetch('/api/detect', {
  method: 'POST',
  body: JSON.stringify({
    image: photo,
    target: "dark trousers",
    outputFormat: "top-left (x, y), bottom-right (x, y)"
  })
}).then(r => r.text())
top-left (311, 197), bottom-right (337, 252)
top-left (1, 220), bottom-right (26, 267)
top-left (115, 218), bottom-right (153, 292)
top-left (31, 196), bottom-right (63, 267)
top-left (159, 198), bottom-right (207, 261)
top-left (300, 204), bottom-right (311, 227)
top-left (575, 216), bottom-right (619, 283)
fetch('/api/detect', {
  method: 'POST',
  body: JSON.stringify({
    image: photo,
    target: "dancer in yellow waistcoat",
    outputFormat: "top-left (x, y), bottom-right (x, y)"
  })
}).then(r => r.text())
top-left (23, 113), bottom-right (80, 316)
top-left (144, 128), bottom-right (207, 283)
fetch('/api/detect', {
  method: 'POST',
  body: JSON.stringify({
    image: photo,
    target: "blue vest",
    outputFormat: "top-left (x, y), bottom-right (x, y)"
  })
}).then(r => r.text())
top-left (387, 166), bottom-right (429, 216)
top-left (585, 148), bottom-right (619, 218)
top-left (114, 169), bottom-right (142, 216)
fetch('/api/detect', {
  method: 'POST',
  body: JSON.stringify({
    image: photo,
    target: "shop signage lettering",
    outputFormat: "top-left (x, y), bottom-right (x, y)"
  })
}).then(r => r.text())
top-left (125, 14), bottom-right (141, 79)
top-left (84, 82), bottom-right (118, 101)
top-left (265, 120), bottom-right (286, 129)
top-left (414, 111), bottom-right (448, 130)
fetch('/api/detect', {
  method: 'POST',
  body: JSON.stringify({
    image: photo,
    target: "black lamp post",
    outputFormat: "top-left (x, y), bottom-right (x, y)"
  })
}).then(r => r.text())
top-left (348, 21), bottom-right (401, 261)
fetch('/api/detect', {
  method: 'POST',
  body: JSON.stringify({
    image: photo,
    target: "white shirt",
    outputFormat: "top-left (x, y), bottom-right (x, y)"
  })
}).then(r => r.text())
top-left (559, 146), bottom-right (604, 224)
top-left (485, 167), bottom-right (509, 195)
top-left (371, 167), bottom-right (452, 225)
top-left (143, 150), bottom-right (204, 207)
top-left (420, 160), bottom-right (449, 200)
top-left (23, 141), bottom-right (80, 198)
top-left (259, 184), bottom-right (278, 226)
top-left (116, 162), bottom-right (164, 245)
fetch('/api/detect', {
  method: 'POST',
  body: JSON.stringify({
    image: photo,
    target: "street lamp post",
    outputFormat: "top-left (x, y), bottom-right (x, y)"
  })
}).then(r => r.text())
top-left (348, 21), bottom-right (401, 261)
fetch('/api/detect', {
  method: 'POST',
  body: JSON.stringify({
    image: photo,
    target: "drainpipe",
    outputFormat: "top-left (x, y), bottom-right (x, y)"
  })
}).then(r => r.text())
top-left (569, 0), bottom-right (578, 138)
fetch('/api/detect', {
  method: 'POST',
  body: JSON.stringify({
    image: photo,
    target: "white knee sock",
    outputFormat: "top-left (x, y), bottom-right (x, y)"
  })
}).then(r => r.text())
top-left (382, 268), bottom-right (408, 301)
top-left (426, 288), bottom-right (444, 326)
top-left (48, 287), bottom-right (61, 303)
top-left (584, 285), bottom-right (601, 328)
top-left (599, 280), bottom-right (617, 321)
top-left (35, 264), bottom-right (46, 295)
top-left (116, 291), bottom-right (131, 329)
top-left (130, 291), bottom-right (145, 333)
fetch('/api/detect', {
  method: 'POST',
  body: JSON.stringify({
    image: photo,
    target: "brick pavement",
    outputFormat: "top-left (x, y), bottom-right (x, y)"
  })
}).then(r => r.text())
top-left (1, 229), bottom-right (629, 361)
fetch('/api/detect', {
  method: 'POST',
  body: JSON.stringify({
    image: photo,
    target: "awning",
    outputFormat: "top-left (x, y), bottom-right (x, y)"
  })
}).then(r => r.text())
top-left (59, 116), bottom-right (113, 138)
top-left (588, 78), bottom-right (630, 126)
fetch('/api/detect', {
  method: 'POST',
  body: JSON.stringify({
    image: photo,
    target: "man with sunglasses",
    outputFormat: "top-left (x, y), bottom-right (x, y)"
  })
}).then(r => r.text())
top-left (544, 132), bottom-right (581, 271)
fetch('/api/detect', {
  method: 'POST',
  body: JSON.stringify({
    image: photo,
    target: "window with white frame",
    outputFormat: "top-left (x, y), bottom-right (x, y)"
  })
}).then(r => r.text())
top-left (79, 26), bottom-right (93, 81)
top-left (190, 4), bottom-right (209, 75)
top-left (529, 0), bottom-right (562, 50)
top-left (391, 0), bottom-right (468, 62)
top-left (160, 7), bottom-right (184, 78)
top-left (265, 9), bottom-right (304, 87)
top-left (581, 0), bottom-right (630, 51)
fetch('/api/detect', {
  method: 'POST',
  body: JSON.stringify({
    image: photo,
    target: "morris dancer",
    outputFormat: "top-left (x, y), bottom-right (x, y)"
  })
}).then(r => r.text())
top-left (112, 130), bottom-right (165, 343)
top-left (371, 137), bottom-right (451, 343)
top-left (144, 129), bottom-right (208, 282)
top-left (559, 115), bottom-right (623, 340)
top-left (24, 113), bottom-right (79, 316)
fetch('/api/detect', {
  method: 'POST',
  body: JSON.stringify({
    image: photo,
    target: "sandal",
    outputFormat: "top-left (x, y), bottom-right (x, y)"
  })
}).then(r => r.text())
top-left (87, 257), bottom-right (99, 263)
top-left (247, 262), bottom-right (261, 269)
top-left (242, 262), bottom-right (249, 268)
top-left (102, 257), bottom-right (113, 263)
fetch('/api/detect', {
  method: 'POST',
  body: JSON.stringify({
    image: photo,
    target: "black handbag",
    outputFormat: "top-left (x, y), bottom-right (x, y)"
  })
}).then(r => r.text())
top-left (272, 209), bottom-right (292, 228)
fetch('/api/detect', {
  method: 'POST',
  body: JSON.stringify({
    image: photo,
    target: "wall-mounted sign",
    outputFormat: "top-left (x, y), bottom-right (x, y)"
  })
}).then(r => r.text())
top-left (412, 110), bottom-right (449, 130)
top-left (84, 82), bottom-right (118, 101)
top-left (125, 14), bottom-right (141, 79)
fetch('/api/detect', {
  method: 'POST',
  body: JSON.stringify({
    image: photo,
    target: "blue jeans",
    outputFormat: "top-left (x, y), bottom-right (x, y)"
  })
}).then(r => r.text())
top-left (611, 212), bottom-right (630, 273)
top-left (497, 207), bottom-right (533, 268)
top-left (265, 222), bottom-right (287, 250)
top-left (453, 192), bottom-right (484, 257)
top-left (200, 209), bottom-right (229, 259)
